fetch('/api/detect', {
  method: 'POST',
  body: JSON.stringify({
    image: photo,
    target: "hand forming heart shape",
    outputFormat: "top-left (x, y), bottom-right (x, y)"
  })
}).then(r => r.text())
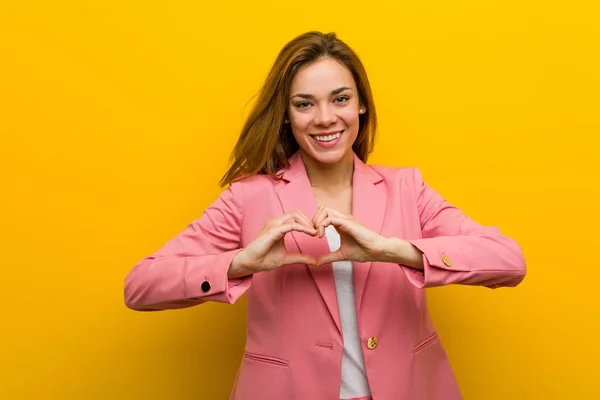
top-left (228, 207), bottom-right (402, 279)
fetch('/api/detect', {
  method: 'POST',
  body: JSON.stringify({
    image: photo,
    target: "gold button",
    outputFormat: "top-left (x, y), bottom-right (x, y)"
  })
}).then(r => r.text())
top-left (443, 255), bottom-right (453, 267)
top-left (367, 337), bottom-right (378, 350)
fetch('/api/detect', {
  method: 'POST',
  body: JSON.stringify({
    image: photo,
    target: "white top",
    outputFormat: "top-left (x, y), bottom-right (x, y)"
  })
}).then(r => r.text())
top-left (324, 225), bottom-right (371, 399)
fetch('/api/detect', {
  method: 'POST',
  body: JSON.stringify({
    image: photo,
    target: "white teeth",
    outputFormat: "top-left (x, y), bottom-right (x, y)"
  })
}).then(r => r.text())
top-left (314, 132), bottom-right (341, 142)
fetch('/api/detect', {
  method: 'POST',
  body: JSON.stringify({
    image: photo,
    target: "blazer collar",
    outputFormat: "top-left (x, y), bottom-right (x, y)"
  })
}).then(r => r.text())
top-left (280, 150), bottom-right (383, 186)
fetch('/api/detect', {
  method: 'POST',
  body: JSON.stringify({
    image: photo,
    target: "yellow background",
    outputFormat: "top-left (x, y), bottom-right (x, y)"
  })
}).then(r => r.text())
top-left (1, 1), bottom-right (599, 399)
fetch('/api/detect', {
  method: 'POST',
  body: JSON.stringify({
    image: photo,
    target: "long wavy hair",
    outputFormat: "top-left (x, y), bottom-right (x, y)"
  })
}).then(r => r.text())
top-left (219, 31), bottom-right (378, 187)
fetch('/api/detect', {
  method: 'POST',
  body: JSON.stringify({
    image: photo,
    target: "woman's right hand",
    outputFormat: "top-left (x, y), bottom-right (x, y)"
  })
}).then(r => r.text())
top-left (228, 211), bottom-right (318, 278)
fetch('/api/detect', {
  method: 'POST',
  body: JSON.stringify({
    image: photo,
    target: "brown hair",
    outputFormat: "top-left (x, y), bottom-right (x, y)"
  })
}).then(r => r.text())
top-left (219, 31), bottom-right (378, 187)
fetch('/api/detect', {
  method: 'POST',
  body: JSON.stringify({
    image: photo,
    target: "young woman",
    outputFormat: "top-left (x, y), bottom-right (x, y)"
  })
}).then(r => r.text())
top-left (124, 31), bottom-right (526, 400)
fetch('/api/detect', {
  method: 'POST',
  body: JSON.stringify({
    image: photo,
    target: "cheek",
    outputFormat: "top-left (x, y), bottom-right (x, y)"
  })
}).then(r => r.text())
top-left (340, 108), bottom-right (360, 129)
top-left (290, 113), bottom-right (311, 134)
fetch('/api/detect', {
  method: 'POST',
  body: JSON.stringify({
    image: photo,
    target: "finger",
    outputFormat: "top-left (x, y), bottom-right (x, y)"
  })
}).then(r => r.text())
top-left (276, 213), bottom-right (316, 233)
top-left (314, 207), bottom-right (351, 237)
top-left (315, 214), bottom-right (330, 238)
top-left (282, 253), bottom-right (317, 267)
top-left (274, 222), bottom-right (317, 239)
top-left (312, 204), bottom-right (326, 228)
top-left (316, 250), bottom-right (345, 266)
top-left (316, 216), bottom-right (348, 237)
top-left (292, 210), bottom-right (315, 231)
top-left (313, 207), bottom-right (330, 237)
top-left (322, 216), bottom-right (359, 237)
top-left (274, 213), bottom-right (300, 226)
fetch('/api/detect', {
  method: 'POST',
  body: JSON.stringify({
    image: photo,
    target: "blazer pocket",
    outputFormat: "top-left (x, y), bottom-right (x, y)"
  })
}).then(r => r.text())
top-left (243, 351), bottom-right (289, 367)
top-left (232, 352), bottom-right (292, 400)
top-left (414, 332), bottom-right (440, 353)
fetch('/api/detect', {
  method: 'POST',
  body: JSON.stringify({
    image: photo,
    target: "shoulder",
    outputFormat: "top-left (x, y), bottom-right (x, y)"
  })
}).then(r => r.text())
top-left (367, 163), bottom-right (426, 189)
top-left (231, 173), bottom-right (279, 188)
top-left (227, 173), bottom-right (281, 200)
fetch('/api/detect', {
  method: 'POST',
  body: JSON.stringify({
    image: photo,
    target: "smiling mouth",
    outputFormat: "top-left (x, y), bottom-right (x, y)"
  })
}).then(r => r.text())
top-left (311, 130), bottom-right (343, 142)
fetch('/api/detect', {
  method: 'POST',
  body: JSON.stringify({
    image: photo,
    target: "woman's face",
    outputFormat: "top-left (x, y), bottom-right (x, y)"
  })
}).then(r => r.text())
top-left (287, 57), bottom-right (364, 165)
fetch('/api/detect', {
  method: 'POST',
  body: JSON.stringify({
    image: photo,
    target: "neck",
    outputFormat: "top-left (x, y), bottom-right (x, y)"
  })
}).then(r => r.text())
top-left (300, 150), bottom-right (354, 190)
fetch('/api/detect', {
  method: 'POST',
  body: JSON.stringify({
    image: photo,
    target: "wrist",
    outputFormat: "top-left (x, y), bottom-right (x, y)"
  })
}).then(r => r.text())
top-left (228, 250), bottom-right (255, 279)
top-left (379, 236), bottom-right (424, 270)
top-left (378, 236), bottom-right (407, 263)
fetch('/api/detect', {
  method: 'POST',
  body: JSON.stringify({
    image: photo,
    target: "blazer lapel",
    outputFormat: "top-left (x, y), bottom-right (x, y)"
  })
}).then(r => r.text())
top-left (276, 152), bottom-right (342, 334)
top-left (350, 153), bottom-right (386, 316)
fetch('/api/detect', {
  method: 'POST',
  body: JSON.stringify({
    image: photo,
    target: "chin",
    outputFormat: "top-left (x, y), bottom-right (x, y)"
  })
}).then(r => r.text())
top-left (305, 147), bottom-right (352, 165)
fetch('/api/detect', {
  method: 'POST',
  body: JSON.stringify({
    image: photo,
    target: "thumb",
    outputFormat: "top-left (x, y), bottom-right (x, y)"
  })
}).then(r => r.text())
top-left (316, 250), bottom-right (345, 267)
top-left (283, 253), bottom-right (317, 267)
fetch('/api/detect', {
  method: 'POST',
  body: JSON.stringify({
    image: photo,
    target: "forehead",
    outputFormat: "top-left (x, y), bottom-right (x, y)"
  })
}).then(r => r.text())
top-left (290, 58), bottom-right (356, 95)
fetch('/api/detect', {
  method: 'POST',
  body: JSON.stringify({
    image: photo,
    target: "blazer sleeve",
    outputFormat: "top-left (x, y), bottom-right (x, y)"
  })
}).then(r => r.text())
top-left (402, 168), bottom-right (526, 289)
top-left (124, 181), bottom-right (251, 311)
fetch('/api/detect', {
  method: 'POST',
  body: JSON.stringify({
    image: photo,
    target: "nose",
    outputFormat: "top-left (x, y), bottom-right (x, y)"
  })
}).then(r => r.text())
top-left (313, 104), bottom-right (337, 127)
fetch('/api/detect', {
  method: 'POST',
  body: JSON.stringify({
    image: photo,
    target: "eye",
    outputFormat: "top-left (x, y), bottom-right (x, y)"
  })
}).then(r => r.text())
top-left (295, 101), bottom-right (312, 109)
top-left (334, 96), bottom-right (350, 104)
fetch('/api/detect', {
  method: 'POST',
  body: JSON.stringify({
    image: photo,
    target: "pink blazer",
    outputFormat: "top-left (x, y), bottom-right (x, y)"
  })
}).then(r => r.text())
top-left (124, 151), bottom-right (526, 400)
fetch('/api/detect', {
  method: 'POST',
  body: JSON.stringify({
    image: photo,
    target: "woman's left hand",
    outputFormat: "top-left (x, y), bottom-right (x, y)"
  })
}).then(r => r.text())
top-left (312, 205), bottom-right (389, 266)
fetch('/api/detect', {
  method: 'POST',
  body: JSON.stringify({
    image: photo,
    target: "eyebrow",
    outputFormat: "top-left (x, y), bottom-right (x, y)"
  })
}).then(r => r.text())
top-left (291, 86), bottom-right (353, 100)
